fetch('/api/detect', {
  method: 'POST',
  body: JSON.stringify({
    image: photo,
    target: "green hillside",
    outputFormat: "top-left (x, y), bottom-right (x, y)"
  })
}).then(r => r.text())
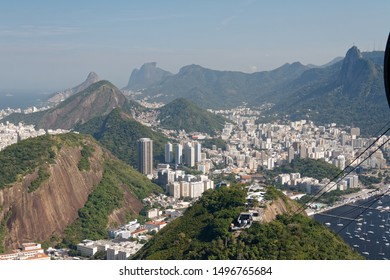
top-left (60, 158), bottom-right (162, 246)
top-left (0, 134), bottom-right (55, 189)
top-left (76, 109), bottom-right (168, 167)
top-left (267, 158), bottom-right (342, 181)
top-left (0, 133), bottom-right (162, 251)
top-left (133, 186), bottom-right (362, 260)
top-left (158, 98), bottom-right (226, 135)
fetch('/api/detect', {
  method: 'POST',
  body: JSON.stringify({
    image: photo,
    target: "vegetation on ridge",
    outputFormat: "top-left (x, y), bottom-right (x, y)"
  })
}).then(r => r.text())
top-left (158, 98), bottom-right (226, 136)
top-left (0, 134), bottom-right (56, 189)
top-left (133, 186), bottom-right (361, 260)
top-left (266, 158), bottom-right (342, 182)
top-left (76, 109), bottom-right (168, 168)
top-left (60, 159), bottom-right (162, 246)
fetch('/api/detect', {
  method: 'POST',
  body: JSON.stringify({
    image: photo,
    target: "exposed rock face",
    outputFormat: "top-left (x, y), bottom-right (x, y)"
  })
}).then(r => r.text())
top-left (261, 197), bottom-right (302, 223)
top-left (124, 62), bottom-right (172, 90)
top-left (339, 46), bottom-right (378, 95)
top-left (108, 184), bottom-right (143, 226)
top-left (48, 72), bottom-right (101, 104)
top-left (0, 135), bottom-right (147, 251)
top-left (41, 80), bottom-right (127, 129)
top-left (0, 143), bottom-right (103, 250)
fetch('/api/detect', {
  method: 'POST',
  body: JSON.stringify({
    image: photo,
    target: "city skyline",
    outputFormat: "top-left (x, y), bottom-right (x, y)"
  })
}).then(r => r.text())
top-left (0, 0), bottom-right (389, 91)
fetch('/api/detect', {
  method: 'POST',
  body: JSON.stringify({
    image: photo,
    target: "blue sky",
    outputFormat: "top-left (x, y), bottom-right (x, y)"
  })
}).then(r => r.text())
top-left (0, 0), bottom-right (389, 91)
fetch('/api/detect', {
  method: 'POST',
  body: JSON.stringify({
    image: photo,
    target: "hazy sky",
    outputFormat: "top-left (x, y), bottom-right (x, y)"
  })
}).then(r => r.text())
top-left (0, 0), bottom-right (389, 91)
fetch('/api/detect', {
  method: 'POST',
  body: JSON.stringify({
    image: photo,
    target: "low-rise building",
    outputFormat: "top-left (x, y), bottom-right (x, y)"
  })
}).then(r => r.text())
top-left (0, 243), bottom-right (49, 260)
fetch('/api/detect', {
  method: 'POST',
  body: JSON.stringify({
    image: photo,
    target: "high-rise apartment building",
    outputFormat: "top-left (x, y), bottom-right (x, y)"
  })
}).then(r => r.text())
top-left (165, 142), bottom-right (173, 163)
top-left (184, 142), bottom-right (195, 167)
top-left (175, 143), bottom-right (183, 164)
top-left (137, 138), bottom-right (153, 176)
top-left (194, 142), bottom-right (201, 163)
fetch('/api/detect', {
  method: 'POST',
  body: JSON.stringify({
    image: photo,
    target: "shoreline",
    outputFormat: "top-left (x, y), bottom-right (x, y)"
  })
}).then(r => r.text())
top-left (306, 185), bottom-right (390, 216)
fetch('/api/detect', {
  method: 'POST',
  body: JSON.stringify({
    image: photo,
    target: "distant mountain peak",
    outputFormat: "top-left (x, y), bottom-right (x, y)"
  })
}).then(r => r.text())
top-left (124, 62), bottom-right (172, 90)
top-left (47, 72), bottom-right (101, 104)
top-left (87, 72), bottom-right (100, 80)
top-left (141, 62), bottom-right (158, 68)
top-left (339, 46), bottom-right (377, 89)
top-left (345, 46), bottom-right (363, 60)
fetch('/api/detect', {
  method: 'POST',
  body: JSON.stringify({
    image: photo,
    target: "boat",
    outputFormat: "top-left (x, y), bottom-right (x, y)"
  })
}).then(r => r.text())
top-left (325, 222), bottom-right (331, 226)
top-left (353, 244), bottom-right (359, 248)
top-left (336, 218), bottom-right (343, 227)
top-left (378, 200), bottom-right (383, 205)
top-left (379, 225), bottom-right (385, 228)
top-left (359, 237), bottom-right (365, 241)
top-left (362, 245), bottom-right (369, 255)
top-left (346, 228), bottom-right (351, 235)
top-left (357, 222), bottom-right (363, 226)
top-left (368, 230), bottom-right (374, 234)
top-left (369, 220), bottom-right (374, 227)
top-left (379, 247), bottom-right (385, 256)
top-left (386, 243), bottom-right (390, 246)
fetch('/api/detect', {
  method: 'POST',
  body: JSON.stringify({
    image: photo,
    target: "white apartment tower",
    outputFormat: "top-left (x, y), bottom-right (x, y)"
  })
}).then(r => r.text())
top-left (194, 141), bottom-right (202, 163)
top-left (175, 143), bottom-right (183, 164)
top-left (184, 142), bottom-right (195, 167)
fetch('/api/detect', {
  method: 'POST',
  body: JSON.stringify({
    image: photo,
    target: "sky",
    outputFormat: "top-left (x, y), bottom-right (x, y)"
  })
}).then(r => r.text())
top-left (0, 0), bottom-right (389, 92)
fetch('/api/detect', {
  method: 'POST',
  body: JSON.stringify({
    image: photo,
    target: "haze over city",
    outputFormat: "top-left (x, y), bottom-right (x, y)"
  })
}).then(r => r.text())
top-left (0, 0), bottom-right (389, 91)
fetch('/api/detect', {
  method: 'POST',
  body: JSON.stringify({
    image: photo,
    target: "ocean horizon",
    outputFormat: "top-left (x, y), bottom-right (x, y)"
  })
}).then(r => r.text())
top-left (0, 90), bottom-right (51, 110)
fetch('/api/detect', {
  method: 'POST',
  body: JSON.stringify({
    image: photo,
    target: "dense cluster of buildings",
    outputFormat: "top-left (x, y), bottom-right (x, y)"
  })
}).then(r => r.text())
top-left (156, 164), bottom-right (214, 198)
top-left (277, 172), bottom-right (359, 194)
top-left (164, 141), bottom-right (203, 167)
top-left (76, 239), bottom-right (144, 260)
top-left (209, 108), bottom-right (388, 176)
top-left (0, 122), bottom-right (69, 151)
top-left (0, 105), bottom-right (51, 119)
top-left (137, 138), bottom-right (215, 199)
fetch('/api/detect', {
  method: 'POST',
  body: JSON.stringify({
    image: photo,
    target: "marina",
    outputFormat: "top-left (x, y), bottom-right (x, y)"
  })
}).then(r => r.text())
top-left (314, 193), bottom-right (390, 260)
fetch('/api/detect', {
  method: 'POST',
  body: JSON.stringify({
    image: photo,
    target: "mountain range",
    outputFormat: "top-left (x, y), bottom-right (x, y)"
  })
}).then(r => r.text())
top-left (125, 47), bottom-right (389, 135)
